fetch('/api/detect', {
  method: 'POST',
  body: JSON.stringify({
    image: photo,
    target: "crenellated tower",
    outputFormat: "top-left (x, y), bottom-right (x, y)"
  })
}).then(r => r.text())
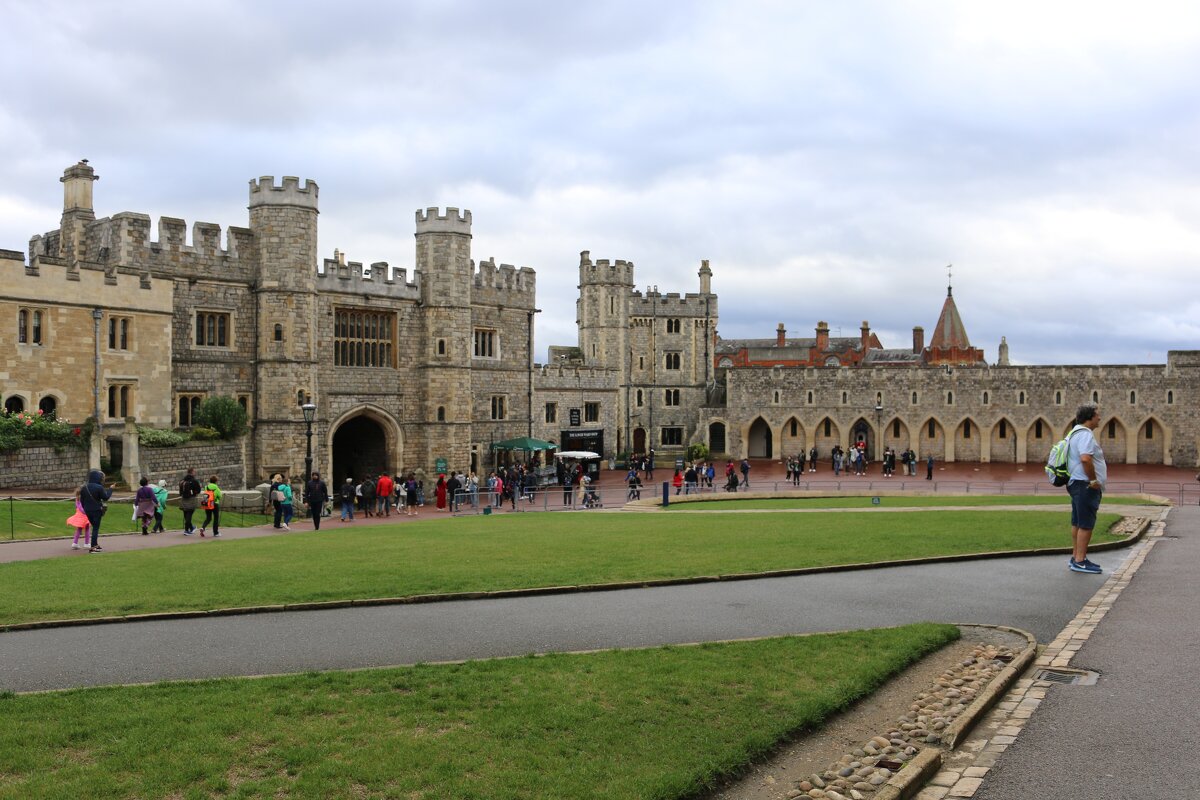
top-left (248, 176), bottom-right (321, 475)
top-left (577, 250), bottom-right (635, 369)
top-left (414, 207), bottom-right (473, 468)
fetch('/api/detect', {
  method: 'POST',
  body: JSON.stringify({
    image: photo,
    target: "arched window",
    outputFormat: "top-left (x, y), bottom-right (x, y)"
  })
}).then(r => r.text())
top-left (807, 390), bottom-right (814, 404)
top-left (1055, 391), bottom-right (1062, 405)
top-left (17, 309), bottom-right (27, 344)
top-left (912, 391), bottom-right (918, 404)
top-left (1092, 391), bottom-right (1099, 402)
top-left (1019, 391), bottom-right (1025, 405)
top-left (1107, 420), bottom-right (1116, 438)
top-left (982, 391), bottom-right (989, 405)
top-left (928, 420), bottom-right (936, 438)
top-left (999, 420), bottom-right (1007, 438)
top-left (773, 390), bottom-right (780, 404)
top-left (946, 391), bottom-right (953, 405)
top-left (962, 419), bottom-right (971, 438)
top-left (437, 406), bottom-right (445, 422)
top-left (893, 419), bottom-right (901, 437)
top-left (4, 396), bottom-right (24, 414)
top-left (824, 419), bottom-right (831, 436)
top-left (437, 339), bottom-right (446, 355)
top-left (38, 396), bottom-right (57, 418)
top-left (274, 324), bottom-right (283, 342)
top-left (1035, 420), bottom-right (1044, 438)
top-left (790, 420), bottom-right (798, 436)
top-left (841, 391), bottom-right (848, 404)
top-left (1145, 420), bottom-right (1154, 439)
top-left (1167, 390), bottom-right (1174, 405)
top-left (1130, 390), bottom-right (1137, 404)
top-left (876, 392), bottom-right (882, 405)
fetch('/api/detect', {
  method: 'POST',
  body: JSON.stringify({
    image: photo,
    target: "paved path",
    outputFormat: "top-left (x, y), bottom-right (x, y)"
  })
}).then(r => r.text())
top-left (965, 504), bottom-right (1200, 800)
top-left (1, 545), bottom-right (1132, 693)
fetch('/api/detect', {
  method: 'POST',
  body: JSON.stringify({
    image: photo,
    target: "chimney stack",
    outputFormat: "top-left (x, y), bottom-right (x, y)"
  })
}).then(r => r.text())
top-left (816, 321), bottom-right (829, 352)
top-left (912, 326), bottom-right (925, 354)
top-left (776, 323), bottom-right (786, 347)
top-left (861, 320), bottom-right (871, 351)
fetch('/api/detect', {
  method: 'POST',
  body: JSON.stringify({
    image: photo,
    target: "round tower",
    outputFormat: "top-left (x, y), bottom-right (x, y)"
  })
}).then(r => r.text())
top-left (577, 250), bottom-right (634, 369)
top-left (248, 176), bottom-right (321, 478)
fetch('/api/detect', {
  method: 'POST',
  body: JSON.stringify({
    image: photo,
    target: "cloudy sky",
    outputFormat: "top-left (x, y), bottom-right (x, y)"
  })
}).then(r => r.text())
top-left (3, 0), bottom-right (1198, 365)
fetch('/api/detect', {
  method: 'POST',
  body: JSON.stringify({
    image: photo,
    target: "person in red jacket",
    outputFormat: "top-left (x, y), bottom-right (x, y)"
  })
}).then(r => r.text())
top-left (376, 472), bottom-right (394, 517)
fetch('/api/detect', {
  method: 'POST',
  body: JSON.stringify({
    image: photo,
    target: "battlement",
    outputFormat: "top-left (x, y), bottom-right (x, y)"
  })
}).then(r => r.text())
top-left (578, 250), bottom-right (635, 286)
top-left (317, 255), bottom-right (421, 300)
top-left (630, 290), bottom-right (718, 317)
top-left (248, 176), bottom-right (319, 211)
top-left (415, 207), bottom-right (472, 234)
top-left (472, 256), bottom-right (536, 307)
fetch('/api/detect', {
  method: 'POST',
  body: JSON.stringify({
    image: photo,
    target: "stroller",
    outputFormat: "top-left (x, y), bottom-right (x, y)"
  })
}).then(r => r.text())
top-left (581, 478), bottom-right (603, 508)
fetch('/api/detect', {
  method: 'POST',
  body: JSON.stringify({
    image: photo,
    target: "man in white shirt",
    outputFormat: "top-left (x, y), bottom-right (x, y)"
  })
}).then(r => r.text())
top-left (1066, 404), bottom-right (1106, 574)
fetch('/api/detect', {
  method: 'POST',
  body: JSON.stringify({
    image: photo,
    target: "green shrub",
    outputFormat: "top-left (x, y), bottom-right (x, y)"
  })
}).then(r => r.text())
top-left (194, 397), bottom-right (247, 439)
top-left (0, 409), bottom-right (90, 453)
top-left (138, 426), bottom-right (190, 448)
top-left (189, 426), bottom-right (222, 442)
top-left (687, 442), bottom-right (710, 462)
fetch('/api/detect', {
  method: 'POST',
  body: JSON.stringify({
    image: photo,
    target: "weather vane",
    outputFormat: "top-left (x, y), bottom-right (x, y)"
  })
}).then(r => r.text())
top-left (946, 264), bottom-right (953, 296)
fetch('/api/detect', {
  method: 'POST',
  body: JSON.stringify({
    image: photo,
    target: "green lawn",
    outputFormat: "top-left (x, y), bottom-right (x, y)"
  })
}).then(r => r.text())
top-left (0, 498), bottom-right (271, 541)
top-left (0, 624), bottom-right (959, 800)
top-left (667, 495), bottom-right (1157, 510)
top-left (0, 510), bottom-right (1122, 626)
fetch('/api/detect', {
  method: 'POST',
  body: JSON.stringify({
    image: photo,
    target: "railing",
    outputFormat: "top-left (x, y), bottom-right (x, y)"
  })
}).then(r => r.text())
top-left (0, 494), bottom-right (274, 541)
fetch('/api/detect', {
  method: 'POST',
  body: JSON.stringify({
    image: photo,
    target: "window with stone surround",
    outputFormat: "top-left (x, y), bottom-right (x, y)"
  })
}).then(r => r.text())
top-left (666, 318), bottom-right (681, 334)
top-left (474, 328), bottom-right (498, 359)
top-left (585, 402), bottom-right (600, 422)
top-left (664, 389), bottom-right (680, 407)
top-left (545, 403), bottom-right (557, 423)
top-left (107, 383), bottom-right (134, 419)
top-left (636, 390), bottom-right (643, 407)
top-left (490, 395), bottom-right (506, 420)
top-left (108, 316), bottom-right (132, 351)
top-left (4, 396), bottom-right (24, 414)
top-left (664, 352), bottom-right (681, 370)
top-left (38, 395), bottom-right (58, 418)
top-left (195, 311), bottom-right (231, 348)
top-left (661, 427), bottom-right (684, 446)
top-left (177, 393), bottom-right (204, 427)
top-left (334, 308), bottom-right (395, 367)
top-left (17, 307), bottom-right (46, 346)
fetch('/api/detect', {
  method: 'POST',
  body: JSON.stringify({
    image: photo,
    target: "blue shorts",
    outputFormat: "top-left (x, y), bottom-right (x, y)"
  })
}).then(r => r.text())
top-left (1068, 480), bottom-right (1102, 530)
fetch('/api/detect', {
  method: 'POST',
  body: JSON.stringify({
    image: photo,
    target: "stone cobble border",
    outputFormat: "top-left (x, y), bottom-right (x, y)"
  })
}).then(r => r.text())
top-left (909, 515), bottom-right (1168, 799)
top-left (0, 517), bottom-right (1153, 634)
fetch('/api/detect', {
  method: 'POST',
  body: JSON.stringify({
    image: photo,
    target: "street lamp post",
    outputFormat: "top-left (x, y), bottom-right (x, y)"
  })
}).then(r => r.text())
top-left (302, 402), bottom-right (317, 478)
top-left (874, 403), bottom-right (883, 461)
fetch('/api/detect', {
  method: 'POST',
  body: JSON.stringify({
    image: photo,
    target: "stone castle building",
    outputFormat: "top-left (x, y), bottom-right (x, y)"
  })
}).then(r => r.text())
top-left (2, 162), bottom-right (1197, 486)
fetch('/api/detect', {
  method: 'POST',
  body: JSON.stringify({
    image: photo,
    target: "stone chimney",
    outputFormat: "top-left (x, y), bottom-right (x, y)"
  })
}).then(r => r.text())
top-left (816, 321), bottom-right (830, 352)
top-left (860, 320), bottom-right (871, 351)
top-left (998, 336), bottom-right (1010, 366)
top-left (59, 160), bottom-right (99, 262)
top-left (776, 323), bottom-right (786, 346)
top-left (912, 326), bottom-right (925, 354)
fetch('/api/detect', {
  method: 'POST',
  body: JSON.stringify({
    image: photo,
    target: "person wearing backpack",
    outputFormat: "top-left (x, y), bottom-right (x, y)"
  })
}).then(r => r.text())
top-left (198, 475), bottom-right (222, 537)
top-left (178, 467), bottom-right (202, 535)
top-left (1065, 404), bottom-right (1107, 575)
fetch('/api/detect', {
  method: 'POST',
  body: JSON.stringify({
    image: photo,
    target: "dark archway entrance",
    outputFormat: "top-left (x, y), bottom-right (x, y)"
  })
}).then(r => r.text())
top-left (708, 422), bottom-right (726, 455)
top-left (748, 418), bottom-right (772, 458)
top-left (333, 416), bottom-right (389, 484)
top-left (633, 427), bottom-right (646, 454)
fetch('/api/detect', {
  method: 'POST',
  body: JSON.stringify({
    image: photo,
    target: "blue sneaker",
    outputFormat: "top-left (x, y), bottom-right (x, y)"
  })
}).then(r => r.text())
top-left (1069, 560), bottom-right (1102, 574)
top-left (1080, 558), bottom-right (1103, 572)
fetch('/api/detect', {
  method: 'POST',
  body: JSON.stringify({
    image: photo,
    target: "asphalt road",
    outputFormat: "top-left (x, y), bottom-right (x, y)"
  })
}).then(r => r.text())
top-left (0, 549), bottom-right (1127, 694)
top-left (973, 505), bottom-right (1199, 800)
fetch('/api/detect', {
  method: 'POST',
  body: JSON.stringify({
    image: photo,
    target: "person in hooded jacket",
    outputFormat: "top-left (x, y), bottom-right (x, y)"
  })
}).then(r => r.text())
top-left (305, 471), bottom-right (329, 530)
top-left (79, 469), bottom-right (113, 553)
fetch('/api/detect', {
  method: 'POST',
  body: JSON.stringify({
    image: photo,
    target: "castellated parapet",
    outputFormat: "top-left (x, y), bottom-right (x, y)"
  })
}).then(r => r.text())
top-left (630, 288), bottom-right (717, 318)
top-left (317, 257), bottom-right (422, 301)
top-left (473, 257), bottom-right (536, 308)
top-left (248, 176), bottom-right (319, 211)
top-left (415, 207), bottom-right (472, 235)
top-left (578, 251), bottom-right (635, 286)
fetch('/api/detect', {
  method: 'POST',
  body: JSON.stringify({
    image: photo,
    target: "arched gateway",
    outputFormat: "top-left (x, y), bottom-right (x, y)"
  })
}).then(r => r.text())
top-left (330, 407), bottom-right (402, 484)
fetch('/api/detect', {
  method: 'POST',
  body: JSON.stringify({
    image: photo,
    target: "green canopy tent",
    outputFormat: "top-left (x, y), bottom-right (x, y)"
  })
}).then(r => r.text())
top-left (489, 436), bottom-right (557, 473)
top-left (489, 436), bottom-right (557, 452)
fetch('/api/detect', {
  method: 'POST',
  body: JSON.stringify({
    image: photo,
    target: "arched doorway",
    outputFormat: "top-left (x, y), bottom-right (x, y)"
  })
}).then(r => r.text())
top-left (633, 427), bottom-right (646, 454)
top-left (748, 417), bottom-right (772, 458)
top-left (332, 415), bottom-right (390, 484)
top-left (781, 417), bottom-right (805, 456)
top-left (708, 422), bottom-right (726, 455)
top-left (850, 417), bottom-right (875, 459)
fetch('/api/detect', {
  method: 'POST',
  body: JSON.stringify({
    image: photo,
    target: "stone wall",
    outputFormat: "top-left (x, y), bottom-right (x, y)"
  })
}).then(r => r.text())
top-left (0, 444), bottom-right (90, 491)
top-left (139, 440), bottom-right (246, 488)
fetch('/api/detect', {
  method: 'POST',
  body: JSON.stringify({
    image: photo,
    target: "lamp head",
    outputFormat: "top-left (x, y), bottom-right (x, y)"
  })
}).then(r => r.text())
top-left (301, 402), bottom-right (316, 424)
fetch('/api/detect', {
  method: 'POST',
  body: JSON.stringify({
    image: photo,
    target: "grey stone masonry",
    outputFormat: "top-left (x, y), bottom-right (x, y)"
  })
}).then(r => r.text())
top-left (0, 445), bottom-right (89, 491)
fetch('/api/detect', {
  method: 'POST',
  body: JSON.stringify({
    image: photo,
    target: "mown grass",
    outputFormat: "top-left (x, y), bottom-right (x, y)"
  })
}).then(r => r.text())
top-left (0, 510), bottom-right (1121, 626)
top-left (0, 498), bottom-right (271, 541)
top-left (0, 624), bottom-right (958, 800)
top-left (667, 495), bottom-right (1157, 510)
